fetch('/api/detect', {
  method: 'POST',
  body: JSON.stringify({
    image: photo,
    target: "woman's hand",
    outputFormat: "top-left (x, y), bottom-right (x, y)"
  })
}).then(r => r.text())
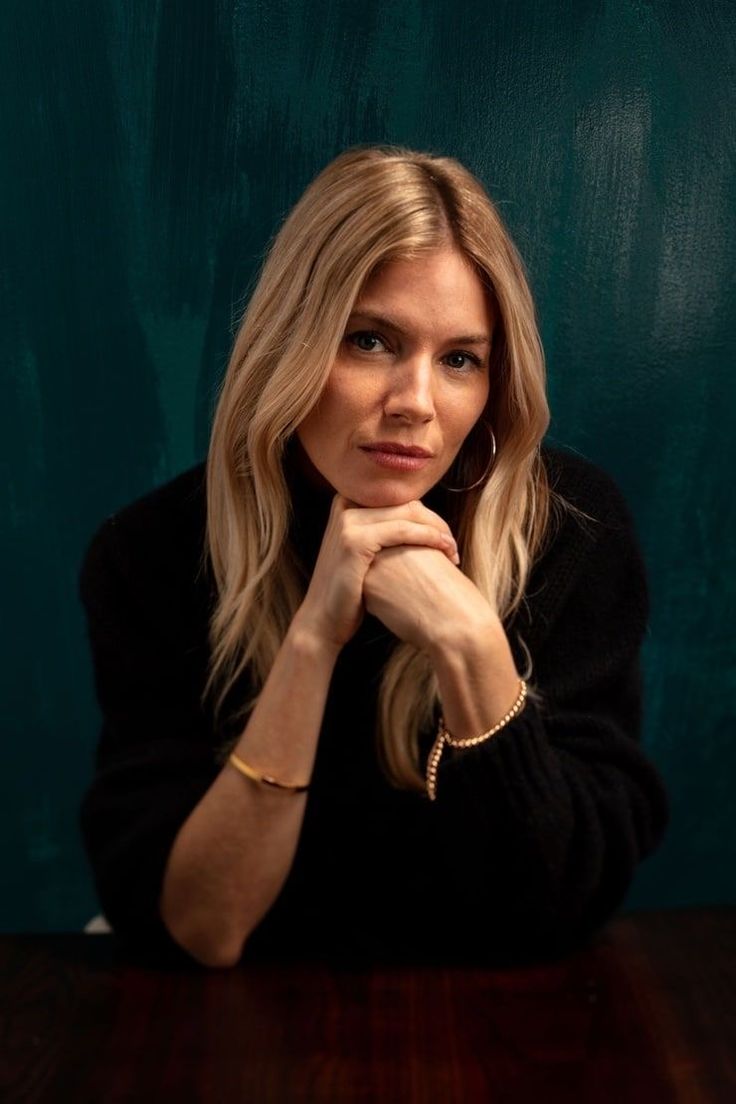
top-left (295, 496), bottom-right (460, 651)
top-left (362, 544), bottom-right (495, 653)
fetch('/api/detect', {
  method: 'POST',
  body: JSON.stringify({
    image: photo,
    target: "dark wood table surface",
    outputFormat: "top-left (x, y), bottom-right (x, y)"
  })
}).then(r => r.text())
top-left (1, 907), bottom-right (733, 1103)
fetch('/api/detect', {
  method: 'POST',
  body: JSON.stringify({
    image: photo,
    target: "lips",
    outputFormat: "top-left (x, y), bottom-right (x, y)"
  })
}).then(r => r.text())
top-left (361, 449), bottom-right (431, 472)
top-left (361, 443), bottom-right (433, 457)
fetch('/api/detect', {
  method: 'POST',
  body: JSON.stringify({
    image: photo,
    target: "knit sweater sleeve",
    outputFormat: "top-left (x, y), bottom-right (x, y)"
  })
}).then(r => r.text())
top-left (425, 468), bottom-right (670, 960)
top-left (78, 514), bottom-right (220, 966)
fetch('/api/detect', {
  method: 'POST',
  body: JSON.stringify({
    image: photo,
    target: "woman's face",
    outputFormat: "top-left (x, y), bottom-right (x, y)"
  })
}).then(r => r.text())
top-left (295, 246), bottom-right (494, 508)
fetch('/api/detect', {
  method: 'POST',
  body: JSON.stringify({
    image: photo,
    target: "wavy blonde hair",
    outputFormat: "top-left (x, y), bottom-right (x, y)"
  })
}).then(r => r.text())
top-left (202, 143), bottom-right (577, 791)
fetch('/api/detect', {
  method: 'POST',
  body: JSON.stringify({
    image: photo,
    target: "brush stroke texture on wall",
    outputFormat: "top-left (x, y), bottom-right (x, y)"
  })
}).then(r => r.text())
top-left (3, 0), bottom-right (734, 929)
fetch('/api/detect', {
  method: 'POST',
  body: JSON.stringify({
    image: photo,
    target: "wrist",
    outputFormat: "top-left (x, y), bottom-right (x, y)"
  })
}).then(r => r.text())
top-left (426, 617), bottom-right (522, 743)
top-left (425, 612), bottom-right (504, 664)
top-left (289, 609), bottom-right (343, 662)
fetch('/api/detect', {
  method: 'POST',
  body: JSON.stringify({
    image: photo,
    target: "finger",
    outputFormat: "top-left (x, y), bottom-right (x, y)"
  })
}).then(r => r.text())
top-left (375, 540), bottom-right (460, 567)
top-left (346, 499), bottom-right (456, 543)
top-left (348, 519), bottom-right (458, 559)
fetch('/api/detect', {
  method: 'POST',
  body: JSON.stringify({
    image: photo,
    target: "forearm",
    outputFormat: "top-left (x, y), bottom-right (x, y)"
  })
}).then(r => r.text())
top-left (159, 612), bottom-right (340, 968)
top-left (427, 615), bottom-right (523, 741)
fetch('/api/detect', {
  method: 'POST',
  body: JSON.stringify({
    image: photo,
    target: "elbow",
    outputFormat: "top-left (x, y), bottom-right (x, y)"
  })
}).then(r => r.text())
top-left (167, 923), bottom-right (246, 969)
top-left (192, 940), bottom-right (244, 970)
top-left (159, 900), bottom-right (248, 970)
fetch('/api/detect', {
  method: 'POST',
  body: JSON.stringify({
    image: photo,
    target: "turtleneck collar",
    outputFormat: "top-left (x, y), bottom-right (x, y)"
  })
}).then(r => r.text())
top-left (284, 438), bottom-right (335, 573)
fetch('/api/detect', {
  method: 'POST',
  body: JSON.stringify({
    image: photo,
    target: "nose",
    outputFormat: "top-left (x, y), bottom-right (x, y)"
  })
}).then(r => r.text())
top-left (383, 355), bottom-right (436, 422)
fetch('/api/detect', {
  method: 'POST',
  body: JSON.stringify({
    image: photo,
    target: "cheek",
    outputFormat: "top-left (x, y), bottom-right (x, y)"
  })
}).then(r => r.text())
top-left (451, 397), bottom-right (489, 444)
top-left (464, 381), bottom-right (491, 432)
top-left (320, 372), bottom-right (374, 426)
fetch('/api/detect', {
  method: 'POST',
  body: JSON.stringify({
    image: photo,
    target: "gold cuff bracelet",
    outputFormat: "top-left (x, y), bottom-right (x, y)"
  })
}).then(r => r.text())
top-left (228, 751), bottom-right (310, 794)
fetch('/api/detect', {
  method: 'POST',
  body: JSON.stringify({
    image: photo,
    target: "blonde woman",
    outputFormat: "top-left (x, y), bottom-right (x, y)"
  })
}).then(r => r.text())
top-left (78, 145), bottom-right (670, 969)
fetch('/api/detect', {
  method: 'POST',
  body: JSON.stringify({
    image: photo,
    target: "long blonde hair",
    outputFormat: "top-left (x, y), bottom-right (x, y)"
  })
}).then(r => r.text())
top-left (202, 143), bottom-right (576, 791)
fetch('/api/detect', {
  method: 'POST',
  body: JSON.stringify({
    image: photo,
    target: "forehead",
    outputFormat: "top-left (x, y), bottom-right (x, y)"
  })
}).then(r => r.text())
top-left (361, 247), bottom-right (481, 288)
top-left (353, 249), bottom-right (495, 334)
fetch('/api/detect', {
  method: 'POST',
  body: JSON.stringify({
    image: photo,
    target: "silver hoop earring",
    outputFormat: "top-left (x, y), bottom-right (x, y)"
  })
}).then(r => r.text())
top-left (439, 422), bottom-right (497, 493)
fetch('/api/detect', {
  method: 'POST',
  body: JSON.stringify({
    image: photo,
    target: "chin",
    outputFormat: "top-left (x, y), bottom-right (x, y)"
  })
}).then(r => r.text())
top-left (342, 480), bottom-right (430, 509)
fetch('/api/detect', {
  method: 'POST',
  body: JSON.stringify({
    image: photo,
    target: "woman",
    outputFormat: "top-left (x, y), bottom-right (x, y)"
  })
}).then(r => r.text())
top-left (78, 144), bottom-right (670, 970)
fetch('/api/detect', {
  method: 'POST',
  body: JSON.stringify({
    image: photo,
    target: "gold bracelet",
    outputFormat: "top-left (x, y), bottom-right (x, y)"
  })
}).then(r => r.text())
top-left (425, 678), bottom-right (528, 802)
top-left (228, 752), bottom-right (310, 794)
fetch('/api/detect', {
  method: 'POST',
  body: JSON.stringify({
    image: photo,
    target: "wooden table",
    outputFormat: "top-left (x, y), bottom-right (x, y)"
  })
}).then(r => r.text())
top-left (1, 907), bottom-right (733, 1103)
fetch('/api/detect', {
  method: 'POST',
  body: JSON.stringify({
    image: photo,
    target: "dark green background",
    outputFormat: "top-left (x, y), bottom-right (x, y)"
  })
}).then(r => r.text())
top-left (3, 0), bottom-right (734, 932)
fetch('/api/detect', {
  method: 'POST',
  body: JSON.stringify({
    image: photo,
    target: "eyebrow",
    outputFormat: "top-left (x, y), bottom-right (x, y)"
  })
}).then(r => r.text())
top-left (348, 309), bottom-right (492, 347)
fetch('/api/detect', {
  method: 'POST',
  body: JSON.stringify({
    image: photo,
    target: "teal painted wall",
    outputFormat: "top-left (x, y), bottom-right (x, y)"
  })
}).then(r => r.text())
top-left (3, 0), bottom-right (734, 931)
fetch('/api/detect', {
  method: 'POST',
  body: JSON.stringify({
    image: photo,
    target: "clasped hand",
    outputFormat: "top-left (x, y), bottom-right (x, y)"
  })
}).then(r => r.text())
top-left (361, 510), bottom-right (493, 654)
top-left (299, 492), bottom-right (495, 653)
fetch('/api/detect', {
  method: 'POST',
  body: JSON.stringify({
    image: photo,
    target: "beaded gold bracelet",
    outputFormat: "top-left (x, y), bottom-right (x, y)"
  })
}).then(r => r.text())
top-left (425, 678), bottom-right (528, 801)
top-left (228, 751), bottom-right (310, 794)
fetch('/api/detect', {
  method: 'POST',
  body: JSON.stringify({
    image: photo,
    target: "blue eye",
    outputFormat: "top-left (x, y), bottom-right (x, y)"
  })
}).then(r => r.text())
top-left (445, 351), bottom-right (483, 372)
top-left (344, 330), bottom-right (483, 373)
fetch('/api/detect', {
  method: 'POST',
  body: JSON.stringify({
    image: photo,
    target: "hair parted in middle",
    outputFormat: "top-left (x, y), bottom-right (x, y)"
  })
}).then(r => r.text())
top-left (202, 142), bottom-right (579, 792)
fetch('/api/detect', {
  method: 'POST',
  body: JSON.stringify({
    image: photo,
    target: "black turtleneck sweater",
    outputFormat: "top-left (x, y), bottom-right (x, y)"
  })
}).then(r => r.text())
top-left (78, 443), bottom-right (670, 968)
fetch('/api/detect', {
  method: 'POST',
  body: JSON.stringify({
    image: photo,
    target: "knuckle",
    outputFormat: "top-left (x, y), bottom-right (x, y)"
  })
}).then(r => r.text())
top-left (337, 527), bottom-right (354, 552)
